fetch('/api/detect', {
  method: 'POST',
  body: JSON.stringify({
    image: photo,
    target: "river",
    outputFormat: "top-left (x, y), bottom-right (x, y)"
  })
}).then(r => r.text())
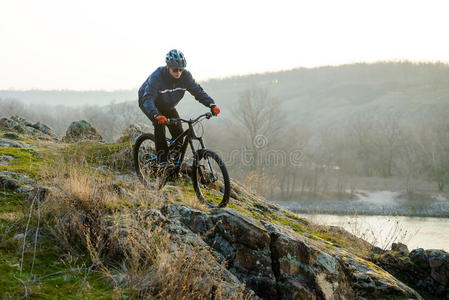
top-left (298, 213), bottom-right (449, 252)
top-left (273, 190), bottom-right (449, 251)
top-left (275, 190), bottom-right (449, 217)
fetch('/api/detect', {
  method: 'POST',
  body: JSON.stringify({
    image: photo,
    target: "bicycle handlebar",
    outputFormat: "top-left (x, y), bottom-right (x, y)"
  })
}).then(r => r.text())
top-left (166, 112), bottom-right (213, 125)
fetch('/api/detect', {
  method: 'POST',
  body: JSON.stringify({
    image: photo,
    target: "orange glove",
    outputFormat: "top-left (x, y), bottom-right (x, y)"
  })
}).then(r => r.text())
top-left (211, 105), bottom-right (220, 116)
top-left (154, 115), bottom-right (168, 124)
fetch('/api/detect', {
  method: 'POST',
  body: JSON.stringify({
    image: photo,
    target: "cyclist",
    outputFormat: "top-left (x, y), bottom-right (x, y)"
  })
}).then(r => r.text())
top-left (138, 49), bottom-right (221, 167)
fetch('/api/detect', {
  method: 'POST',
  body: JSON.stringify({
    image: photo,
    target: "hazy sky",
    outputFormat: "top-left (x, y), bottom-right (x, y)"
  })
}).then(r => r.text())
top-left (1, 0), bottom-right (448, 90)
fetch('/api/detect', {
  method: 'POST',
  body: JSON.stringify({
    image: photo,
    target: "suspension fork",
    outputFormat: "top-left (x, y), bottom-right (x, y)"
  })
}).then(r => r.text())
top-left (189, 123), bottom-right (216, 182)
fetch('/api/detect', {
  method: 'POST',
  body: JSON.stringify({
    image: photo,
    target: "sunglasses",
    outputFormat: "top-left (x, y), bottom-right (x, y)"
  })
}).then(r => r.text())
top-left (170, 67), bottom-right (184, 73)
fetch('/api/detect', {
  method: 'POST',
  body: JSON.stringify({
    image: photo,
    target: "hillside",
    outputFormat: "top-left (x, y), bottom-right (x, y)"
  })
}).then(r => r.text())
top-left (1, 116), bottom-right (448, 299)
top-left (2, 62), bottom-right (449, 128)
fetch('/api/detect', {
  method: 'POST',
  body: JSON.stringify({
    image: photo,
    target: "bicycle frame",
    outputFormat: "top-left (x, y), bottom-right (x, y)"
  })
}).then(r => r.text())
top-left (160, 113), bottom-right (217, 180)
top-left (167, 123), bottom-right (197, 171)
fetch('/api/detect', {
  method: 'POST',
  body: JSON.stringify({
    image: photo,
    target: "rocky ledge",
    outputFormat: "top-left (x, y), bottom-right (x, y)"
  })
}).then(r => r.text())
top-left (0, 116), bottom-right (57, 141)
top-left (146, 204), bottom-right (428, 299)
top-left (373, 243), bottom-right (449, 299)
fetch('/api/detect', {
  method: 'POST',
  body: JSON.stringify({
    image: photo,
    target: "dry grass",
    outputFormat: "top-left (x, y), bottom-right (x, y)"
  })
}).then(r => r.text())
top-left (170, 185), bottom-right (209, 211)
top-left (36, 155), bottom-right (250, 299)
top-left (344, 214), bottom-right (417, 250)
top-left (241, 170), bottom-right (276, 196)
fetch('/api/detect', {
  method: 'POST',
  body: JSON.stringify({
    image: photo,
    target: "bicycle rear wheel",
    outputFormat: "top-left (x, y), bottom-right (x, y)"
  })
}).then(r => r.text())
top-left (192, 150), bottom-right (230, 208)
top-left (133, 133), bottom-right (158, 187)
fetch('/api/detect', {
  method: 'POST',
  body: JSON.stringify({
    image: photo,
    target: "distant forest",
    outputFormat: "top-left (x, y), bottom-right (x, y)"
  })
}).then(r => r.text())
top-left (2, 61), bottom-right (449, 199)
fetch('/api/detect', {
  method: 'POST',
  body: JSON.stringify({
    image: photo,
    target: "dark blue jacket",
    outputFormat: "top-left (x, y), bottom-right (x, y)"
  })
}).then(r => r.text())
top-left (138, 67), bottom-right (214, 119)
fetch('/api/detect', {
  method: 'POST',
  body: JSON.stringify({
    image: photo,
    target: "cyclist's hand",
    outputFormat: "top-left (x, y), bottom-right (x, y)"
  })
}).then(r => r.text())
top-left (210, 104), bottom-right (220, 116)
top-left (154, 115), bottom-right (168, 124)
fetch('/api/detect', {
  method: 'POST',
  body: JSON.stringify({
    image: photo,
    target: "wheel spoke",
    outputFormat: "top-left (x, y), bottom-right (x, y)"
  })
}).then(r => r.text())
top-left (192, 151), bottom-right (230, 208)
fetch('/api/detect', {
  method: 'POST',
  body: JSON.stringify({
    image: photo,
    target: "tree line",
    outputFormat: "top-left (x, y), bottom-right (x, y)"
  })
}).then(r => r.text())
top-left (1, 85), bottom-right (448, 200)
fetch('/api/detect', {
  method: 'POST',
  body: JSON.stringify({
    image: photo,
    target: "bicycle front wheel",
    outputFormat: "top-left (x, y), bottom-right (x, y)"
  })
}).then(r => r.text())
top-left (192, 150), bottom-right (230, 208)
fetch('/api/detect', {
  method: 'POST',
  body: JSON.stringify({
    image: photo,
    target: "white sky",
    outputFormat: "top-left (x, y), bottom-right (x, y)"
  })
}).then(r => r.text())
top-left (1, 0), bottom-right (448, 90)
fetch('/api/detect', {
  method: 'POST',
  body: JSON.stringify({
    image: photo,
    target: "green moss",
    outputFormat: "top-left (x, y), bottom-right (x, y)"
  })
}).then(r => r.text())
top-left (179, 181), bottom-right (223, 204)
top-left (199, 187), bottom-right (222, 204)
top-left (0, 190), bottom-right (119, 297)
top-left (179, 184), bottom-right (197, 197)
top-left (323, 244), bottom-right (336, 250)
top-left (0, 248), bottom-right (119, 299)
top-left (284, 212), bottom-right (309, 224)
top-left (263, 212), bottom-right (348, 247)
top-left (305, 233), bottom-right (337, 247)
top-left (267, 213), bottom-right (305, 233)
top-left (250, 210), bottom-right (264, 220)
top-left (209, 195), bottom-right (222, 205)
top-left (313, 232), bottom-right (340, 244)
top-left (0, 188), bottom-right (27, 214)
top-left (0, 146), bottom-right (44, 178)
top-left (228, 204), bottom-right (252, 216)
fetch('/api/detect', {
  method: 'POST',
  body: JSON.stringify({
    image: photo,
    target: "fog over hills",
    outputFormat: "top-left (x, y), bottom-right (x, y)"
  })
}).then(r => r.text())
top-left (2, 61), bottom-right (449, 127)
top-left (0, 89), bottom-right (137, 107)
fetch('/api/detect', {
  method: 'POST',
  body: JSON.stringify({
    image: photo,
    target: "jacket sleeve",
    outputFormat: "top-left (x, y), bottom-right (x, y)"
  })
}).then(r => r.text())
top-left (185, 71), bottom-right (215, 107)
top-left (139, 75), bottom-right (161, 119)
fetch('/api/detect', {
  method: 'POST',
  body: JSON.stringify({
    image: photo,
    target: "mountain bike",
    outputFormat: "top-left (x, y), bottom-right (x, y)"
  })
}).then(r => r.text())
top-left (133, 112), bottom-right (230, 208)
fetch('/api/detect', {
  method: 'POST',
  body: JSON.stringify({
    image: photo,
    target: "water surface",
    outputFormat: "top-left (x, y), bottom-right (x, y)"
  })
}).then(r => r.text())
top-left (300, 213), bottom-right (449, 252)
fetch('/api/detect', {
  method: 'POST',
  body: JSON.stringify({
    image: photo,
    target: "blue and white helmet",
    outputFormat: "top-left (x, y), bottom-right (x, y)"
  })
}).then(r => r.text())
top-left (166, 49), bottom-right (187, 68)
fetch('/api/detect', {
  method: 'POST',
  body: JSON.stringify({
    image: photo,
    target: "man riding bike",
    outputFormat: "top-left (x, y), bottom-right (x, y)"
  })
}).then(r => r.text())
top-left (138, 49), bottom-right (221, 168)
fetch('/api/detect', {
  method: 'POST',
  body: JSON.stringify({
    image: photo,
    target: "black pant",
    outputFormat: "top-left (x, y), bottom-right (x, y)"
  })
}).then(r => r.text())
top-left (153, 108), bottom-right (184, 162)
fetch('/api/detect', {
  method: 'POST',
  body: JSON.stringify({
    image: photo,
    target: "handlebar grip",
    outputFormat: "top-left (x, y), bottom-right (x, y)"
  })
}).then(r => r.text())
top-left (166, 119), bottom-right (179, 126)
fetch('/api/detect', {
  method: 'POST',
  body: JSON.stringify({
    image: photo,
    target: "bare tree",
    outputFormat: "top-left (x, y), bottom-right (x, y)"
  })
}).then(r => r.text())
top-left (349, 112), bottom-right (404, 177)
top-left (231, 87), bottom-right (285, 171)
top-left (417, 117), bottom-right (449, 191)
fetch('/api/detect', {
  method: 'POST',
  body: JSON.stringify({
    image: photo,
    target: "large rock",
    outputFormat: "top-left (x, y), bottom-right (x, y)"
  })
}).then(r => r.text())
top-left (339, 251), bottom-right (422, 299)
top-left (28, 186), bottom-right (50, 203)
top-left (0, 137), bottom-right (29, 148)
top-left (0, 117), bottom-right (19, 129)
top-left (0, 171), bottom-right (36, 192)
top-left (0, 174), bottom-right (19, 189)
top-left (2, 132), bottom-right (19, 139)
top-left (63, 120), bottom-right (104, 143)
top-left (410, 248), bottom-right (430, 270)
top-left (374, 247), bottom-right (449, 299)
top-left (32, 121), bottom-right (57, 137)
top-left (427, 249), bottom-right (449, 288)
top-left (161, 205), bottom-right (422, 300)
top-left (10, 116), bottom-right (33, 127)
top-left (0, 116), bottom-right (57, 140)
top-left (391, 242), bottom-right (410, 256)
top-left (163, 205), bottom-right (277, 298)
top-left (118, 123), bottom-right (151, 143)
top-left (264, 222), bottom-right (355, 299)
